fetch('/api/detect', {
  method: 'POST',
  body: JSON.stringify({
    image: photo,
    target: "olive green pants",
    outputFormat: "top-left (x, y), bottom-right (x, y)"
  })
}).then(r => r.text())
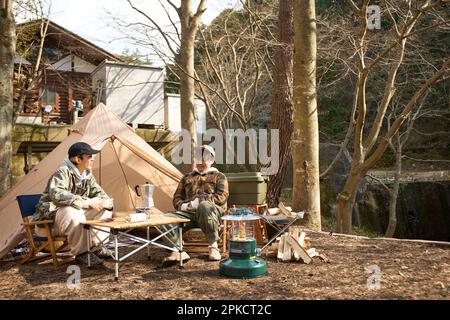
top-left (161, 201), bottom-right (224, 246)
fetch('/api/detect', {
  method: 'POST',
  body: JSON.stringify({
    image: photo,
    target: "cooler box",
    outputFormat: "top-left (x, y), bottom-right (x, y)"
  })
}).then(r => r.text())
top-left (225, 172), bottom-right (268, 205)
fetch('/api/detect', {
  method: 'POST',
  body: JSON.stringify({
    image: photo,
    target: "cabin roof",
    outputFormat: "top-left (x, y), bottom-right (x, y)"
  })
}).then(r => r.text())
top-left (17, 19), bottom-right (123, 65)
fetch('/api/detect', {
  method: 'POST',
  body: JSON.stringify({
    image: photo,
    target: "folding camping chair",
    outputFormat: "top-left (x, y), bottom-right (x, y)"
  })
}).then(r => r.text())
top-left (17, 194), bottom-right (73, 266)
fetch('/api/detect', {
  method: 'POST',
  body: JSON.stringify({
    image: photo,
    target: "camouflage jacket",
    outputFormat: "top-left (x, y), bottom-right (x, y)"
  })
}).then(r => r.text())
top-left (32, 158), bottom-right (110, 221)
top-left (173, 167), bottom-right (229, 211)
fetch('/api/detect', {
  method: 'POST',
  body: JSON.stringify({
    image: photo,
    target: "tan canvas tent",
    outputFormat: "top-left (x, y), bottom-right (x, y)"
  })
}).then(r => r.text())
top-left (0, 103), bottom-right (182, 258)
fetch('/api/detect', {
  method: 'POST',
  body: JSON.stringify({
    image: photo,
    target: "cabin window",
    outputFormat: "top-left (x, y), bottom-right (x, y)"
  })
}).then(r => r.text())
top-left (40, 86), bottom-right (56, 105)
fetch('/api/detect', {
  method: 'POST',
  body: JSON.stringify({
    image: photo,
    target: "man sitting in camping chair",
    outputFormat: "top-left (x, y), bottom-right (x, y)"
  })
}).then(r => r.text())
top-left (32, 142), bottom-right (113, 265)
top-left (161, 145), bottom-right (228, 265)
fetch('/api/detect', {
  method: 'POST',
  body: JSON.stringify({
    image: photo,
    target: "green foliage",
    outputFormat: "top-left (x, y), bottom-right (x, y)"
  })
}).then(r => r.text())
top-left (321, 214), bottom-right (382, 238)
top-left (399, 182), bottom-right (408, 192)
top-left (351, 225), bottom-right (382, 238)
top-left (279, 187), bottom-right (383, 237)
top-left (279, 188), bottom-right (292, 207)
top-left (321, 215), bottom-right (336, 232)
top-left (318, 98), bottom-right (350, 141)
top-left (316, 0), bottom-right (349, 15)
top-left (375, 152), bottom-right (396, 168)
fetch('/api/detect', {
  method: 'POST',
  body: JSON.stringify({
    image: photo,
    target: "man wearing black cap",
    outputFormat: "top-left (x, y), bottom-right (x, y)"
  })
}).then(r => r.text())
top-left (32, 142), bottom-right (113, 264)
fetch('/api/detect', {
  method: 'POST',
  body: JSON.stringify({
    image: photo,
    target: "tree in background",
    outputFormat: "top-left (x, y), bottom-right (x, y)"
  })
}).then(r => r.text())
top-left (266, 0), bottom-right (293, 208)
top-left (0, 0), bottom-right (16, 196)
top-left (335, 0), bottom-right (449, 233)
top-left (375, 81), bottom-right (449, 237)
top-left (192, 2), bottom-right (276, 172)
top-left (195, 5), bottom-right (274, 133)
top-left (13, 0), bottom-right (51, 122)
top-left (124, 0), bottom-right (207, 172)
top-left (177, 0), bottom-right (206, 171)
top-left (292, 0), bottom-right (321, 230)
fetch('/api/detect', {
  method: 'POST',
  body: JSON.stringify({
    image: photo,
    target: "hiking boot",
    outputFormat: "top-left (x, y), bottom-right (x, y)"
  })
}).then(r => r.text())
top-left (76, 252), bottom-right (103, 266)
top-left (161, 251), bottom-right (190, 267)
top-left (208, 242), bottom-right (221, 261)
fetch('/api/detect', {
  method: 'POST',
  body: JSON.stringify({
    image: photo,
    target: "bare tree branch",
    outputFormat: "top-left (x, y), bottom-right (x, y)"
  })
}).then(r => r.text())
top-left (126, 0), bottom-right (179, 57)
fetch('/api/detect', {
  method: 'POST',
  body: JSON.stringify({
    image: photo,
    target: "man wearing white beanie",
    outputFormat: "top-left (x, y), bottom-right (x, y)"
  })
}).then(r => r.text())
top-left (162, 145), bottom-right (229, 265)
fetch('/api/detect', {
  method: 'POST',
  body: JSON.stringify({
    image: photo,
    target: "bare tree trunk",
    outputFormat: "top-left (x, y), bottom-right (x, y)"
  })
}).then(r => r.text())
top-left (385, 148), bottom-right (402, 237)
top-left (336, 169), bottom-right (361, 233)
top-left (384, 99), bottom-right (428, 238)
top-left (0, 0), bottom-right (16, 196)
top-left (178, 0), bottom-right (197, 172)
top-left (176, 0), bottom-right (206, 173)
top-left (123, 0), bottom-right (206, 173)
top-left (292, 0), bottom-right (321, 230)
top-left (266, 0), bottom-right (293, 208)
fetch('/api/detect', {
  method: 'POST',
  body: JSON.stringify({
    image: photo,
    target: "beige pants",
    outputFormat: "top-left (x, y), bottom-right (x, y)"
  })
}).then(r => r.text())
top-left (35, 207), bottom-right (112, 256)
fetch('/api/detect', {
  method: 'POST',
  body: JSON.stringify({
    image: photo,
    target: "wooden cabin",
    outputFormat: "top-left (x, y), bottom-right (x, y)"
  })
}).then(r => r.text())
top-left (14, 20), bottom-right (121, 125)
top-left (11, 19), bottom-right (205, 183)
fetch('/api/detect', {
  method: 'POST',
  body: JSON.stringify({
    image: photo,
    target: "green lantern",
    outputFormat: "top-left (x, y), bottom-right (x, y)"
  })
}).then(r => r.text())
top-left (219, 208), bottom-right (267, 278)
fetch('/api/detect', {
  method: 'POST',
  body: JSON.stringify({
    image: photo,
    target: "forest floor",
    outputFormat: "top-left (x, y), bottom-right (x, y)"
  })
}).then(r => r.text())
top-left (0, 230), bottom-right (448, 300)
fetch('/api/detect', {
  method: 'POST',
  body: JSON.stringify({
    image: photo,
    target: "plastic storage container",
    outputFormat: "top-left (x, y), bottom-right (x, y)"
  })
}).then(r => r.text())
top-left (225, 172), bottom-right (268, 205)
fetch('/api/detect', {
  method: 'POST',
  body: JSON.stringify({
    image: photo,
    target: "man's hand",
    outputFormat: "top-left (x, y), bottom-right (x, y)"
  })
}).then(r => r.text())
top-left (89, 198), bottom-right (105, 211)
top-left (101, 198), bottom-right (114, 210)
top-left (181, 199), bottom-right (196, 211)
top-left (191, 197), bottom-right (199, 209)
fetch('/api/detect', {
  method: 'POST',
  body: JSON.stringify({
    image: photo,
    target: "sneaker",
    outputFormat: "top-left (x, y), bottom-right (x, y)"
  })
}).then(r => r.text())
top-left (76, 252), bottom-right (103, 266)
top-left (161, 251), bottom-right (190, 267)
top-left (208, 242), bottom-right (221, 261)
top-left (93, 247), bottom-right (113, 259)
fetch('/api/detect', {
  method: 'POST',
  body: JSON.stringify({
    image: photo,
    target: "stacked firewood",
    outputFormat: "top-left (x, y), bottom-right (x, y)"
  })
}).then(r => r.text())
top-left (266, 202), bottom-right (299, 218)
top-left (262, 226), bottom-right (329, 264)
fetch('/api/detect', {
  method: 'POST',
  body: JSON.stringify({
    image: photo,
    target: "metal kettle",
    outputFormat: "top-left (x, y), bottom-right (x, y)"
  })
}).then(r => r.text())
top-left (134, 182), bottom-right (155, 209)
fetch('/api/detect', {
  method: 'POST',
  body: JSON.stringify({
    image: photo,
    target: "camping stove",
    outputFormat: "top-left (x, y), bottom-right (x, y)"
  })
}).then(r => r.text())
top-left (219, 208), bottom-right (267, 278)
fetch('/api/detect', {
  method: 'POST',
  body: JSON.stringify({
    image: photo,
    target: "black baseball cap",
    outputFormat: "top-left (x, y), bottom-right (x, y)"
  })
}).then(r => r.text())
top-left (68, 142), bottom-right (100, 158)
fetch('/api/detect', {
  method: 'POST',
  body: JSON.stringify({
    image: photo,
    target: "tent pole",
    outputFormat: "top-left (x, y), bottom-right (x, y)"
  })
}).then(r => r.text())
top-left (111, 140), bottom-right (136, 209)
